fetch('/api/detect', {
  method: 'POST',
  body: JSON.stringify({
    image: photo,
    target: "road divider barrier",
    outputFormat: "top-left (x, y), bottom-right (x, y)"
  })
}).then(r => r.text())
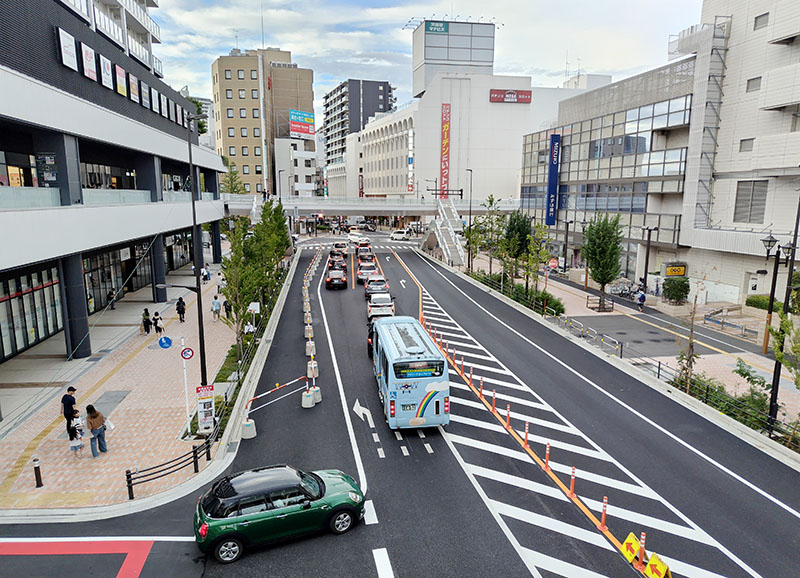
top-left (524, 422), bottom-right (529, 447)
top-left (305, 338), bottom-right (316, 356)
top-left (597, 496), bottom-right (608, 531)
top-left (307, 355), bottom-right (319, 378)
top-left (304, 323), bottom-right (314, 338)
top-left (304, 311), bottom-right (312, 324)
top-left (505, 404), bottom-right (511, 428)
top-left (245, 376), bottom-right (310, 418)
top-left (568, 466), bottom-right (577, 498)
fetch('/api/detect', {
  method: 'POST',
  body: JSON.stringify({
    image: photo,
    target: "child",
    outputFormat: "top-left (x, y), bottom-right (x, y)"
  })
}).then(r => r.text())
top-left (72, 408), bottom-right (84, 437)
top-left (68, 425), bottom-right (84, 459)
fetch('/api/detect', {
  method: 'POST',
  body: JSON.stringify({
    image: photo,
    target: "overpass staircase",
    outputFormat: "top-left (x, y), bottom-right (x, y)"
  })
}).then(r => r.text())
top-left (420, 198), bottom-right (466, 267)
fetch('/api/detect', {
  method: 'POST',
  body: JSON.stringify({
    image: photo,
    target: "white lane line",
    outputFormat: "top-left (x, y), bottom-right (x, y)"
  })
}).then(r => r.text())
top-left (450, 360), bottom-right (513, 375)
top-left (372, 548), bottom-right (394, 578)
top-left (450, 371), bottom-right (530, 392)
top-left (0, 536), bottom-right (195, 542)
top-left (439, 427), bottom-right (544, 578)
top-left (449, 383), bottom-right (552, 414)
top-left (394, 431), bottom-right (403, 441)
top-left (400, 446), bottom-right (409, 456)
top-left (417, 430), bottom-right (426, 438)
top-left (659, 555), bottom-right (734, 578)
top-left (372, 433), bottom-right (380, 443)
top-left (519, 546), bottom-right (612, 578)
top-left (317, 271), bottom-right (369, 495)
top-left (419, 255), bottom-right (770, 578)
top-left (493, 500), bottom-right (614, 550)
top-left (468, 464), bottom-right (567, 502)
top-left (364, 500), bottom-right (379, 525)
top-left (377, 448), bottom-right (385, 458)
top-left (424, 443), bottom-right (434, 454)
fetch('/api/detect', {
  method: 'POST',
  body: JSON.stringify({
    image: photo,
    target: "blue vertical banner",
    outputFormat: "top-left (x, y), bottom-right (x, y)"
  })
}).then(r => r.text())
top-left (545, 134), bottom-right (561, 226)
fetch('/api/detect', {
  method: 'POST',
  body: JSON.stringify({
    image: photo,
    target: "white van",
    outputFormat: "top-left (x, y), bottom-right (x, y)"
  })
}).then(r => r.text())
top-left (390, 229), bottom-right (410, 241)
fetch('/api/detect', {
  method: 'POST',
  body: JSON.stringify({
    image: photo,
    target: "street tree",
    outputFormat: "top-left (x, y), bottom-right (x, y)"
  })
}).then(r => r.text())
top-left (525, 223), bottom-right (552, 293)
top-left (769, 311), bottom-right (800, 391)
top-left (221, 163), bottom-right (246, 195)
top-left (505, 210), bottom-right (530, 278)
top-left (479, 194), bottom-right (506, 275)
top-left (221, 216), bottom-right (259, 361)
top-left (583, 214), bottom-right (623, 310)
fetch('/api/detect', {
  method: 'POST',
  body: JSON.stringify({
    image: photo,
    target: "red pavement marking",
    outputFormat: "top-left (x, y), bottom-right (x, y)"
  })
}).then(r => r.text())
top-left (0, 540), bottom-right (153, 578)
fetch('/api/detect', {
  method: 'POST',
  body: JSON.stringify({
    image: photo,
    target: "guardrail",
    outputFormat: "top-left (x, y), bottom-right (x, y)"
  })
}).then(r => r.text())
top-left (703, 313), bottom-right (758, 339)
top-left (586, 294), bottom-right (615, 312)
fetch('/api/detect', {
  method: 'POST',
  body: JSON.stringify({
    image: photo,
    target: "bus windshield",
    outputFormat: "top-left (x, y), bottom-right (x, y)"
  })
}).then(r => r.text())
top-left (394, 360), bottom-right (444, 378)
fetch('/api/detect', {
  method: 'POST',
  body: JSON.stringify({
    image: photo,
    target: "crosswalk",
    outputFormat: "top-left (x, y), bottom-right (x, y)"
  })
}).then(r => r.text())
top-left (297, 241), bottom-right (418, 251)
top-left (421, 289), bottom-right (753, 578)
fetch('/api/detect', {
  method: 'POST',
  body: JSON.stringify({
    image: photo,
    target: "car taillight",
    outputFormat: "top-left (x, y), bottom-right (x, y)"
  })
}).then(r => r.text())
top-left (326, 277), bottom-right (331, 282)
top-left (199, 522), bottom-right (208, 538)
top-left (390, 400), bottom-right (395, 418)
top-left (368, 338), bottom-right (372, 345)
top-left (444, 397), bottom-right (450, 414)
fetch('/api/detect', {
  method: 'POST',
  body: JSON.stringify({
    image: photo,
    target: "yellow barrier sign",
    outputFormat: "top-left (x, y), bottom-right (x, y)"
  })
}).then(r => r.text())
top-left (665, 265), bottom-right (686, 276)
top-left (645, 553), bottom-right (671, 578)
top-left (622, 532), bottom-right (640, 564)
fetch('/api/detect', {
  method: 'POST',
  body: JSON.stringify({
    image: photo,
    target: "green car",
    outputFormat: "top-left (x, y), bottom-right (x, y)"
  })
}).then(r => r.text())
top-left (194, 464), bottom-right (365, 564)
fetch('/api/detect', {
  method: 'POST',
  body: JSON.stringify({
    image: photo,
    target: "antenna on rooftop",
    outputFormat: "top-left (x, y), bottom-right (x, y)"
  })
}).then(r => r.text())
top-left (232, 28), bottom-right (242, 50)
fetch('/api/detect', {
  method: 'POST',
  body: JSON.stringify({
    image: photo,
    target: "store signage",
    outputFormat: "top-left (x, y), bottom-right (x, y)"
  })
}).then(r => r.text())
top-left (129, 73), bottom-right (140, 103)
top-left (196, 384), bottom-right (215, 431)
top-left (141, 81), bottom-right (150, 108)
top-left (160, 93), bottom-right (168, 118)
top-left (80, 43), bottom-right (97, 81)
top-left (114, 65), bottom-right (127, 96)
top-left (665, 264), bottom-right (687, 277)
top-left (545, 134), bottom-right (560, 226)
top-left (99, 55), bottom-right (113, 89)
top-left (58, 28), bottom-right (79, 72)
top-left (119, 247), bottom-right (131, 260)
top-left (489, 89), bottom-right (532, 103)
top-left (35, 153), bottom-right (57, 184)
top-left (151, 87), bottom-right (160, 113)
top-left (440, 103), bottom-right (451, 199)
top-left (426, 21), bottom-right (449, 34)
top-left (289, 109), bottom-right (316, 139)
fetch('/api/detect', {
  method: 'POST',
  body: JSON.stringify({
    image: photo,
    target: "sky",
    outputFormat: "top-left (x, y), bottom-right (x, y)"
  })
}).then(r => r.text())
top-left (152, 0), bottom-right (704, 126)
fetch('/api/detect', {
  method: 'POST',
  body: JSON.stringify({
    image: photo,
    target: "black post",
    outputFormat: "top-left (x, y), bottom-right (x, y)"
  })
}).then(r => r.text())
top-left (33, 458), bottom-right (43, 488)
top-left (763, 249), bottom-right (783, 355)
top-left (125, 469), bottom-right (134, 500)
top-left (562, 220), bottom-right (572, 273)
top-left (205, 439), bottom-right (212, 461)
top-left (768, 195), bottom-right (800, 434)
top-left (467, 169), bottom-right (473, 271)
top-left (192, 445), bottom-right (200, 473)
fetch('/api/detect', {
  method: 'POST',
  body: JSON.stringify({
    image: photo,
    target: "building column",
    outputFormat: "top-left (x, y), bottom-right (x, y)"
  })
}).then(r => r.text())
top-left (135, 155), bottom-right (163, 202)
top-left (60, 254), bottom-right (91, 359)
top-left (211, 220), bottom-right (222, 264)
top-left (32, 132), bottom-right (82, 206)
top-left (204, 168), bottom-right (220, 200)
top-left (150, 234), bottom-right (167, 303)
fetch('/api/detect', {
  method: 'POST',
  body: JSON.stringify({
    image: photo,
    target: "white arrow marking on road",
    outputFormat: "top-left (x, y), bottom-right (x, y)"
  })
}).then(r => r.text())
top-left (352, 398), bottom-right (375, 429)
top-left (400, 280), bottom-right (407, 289)
top-left (386, 256), bottom-right (391, 262)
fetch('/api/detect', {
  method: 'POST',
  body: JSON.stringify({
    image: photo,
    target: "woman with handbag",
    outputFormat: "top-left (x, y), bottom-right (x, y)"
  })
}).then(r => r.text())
top-left (86, 404), bottom-right (108, 458)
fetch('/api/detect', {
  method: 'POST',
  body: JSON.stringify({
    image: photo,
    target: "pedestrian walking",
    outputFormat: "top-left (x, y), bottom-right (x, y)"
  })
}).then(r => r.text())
top-left (72, 408), bottom-right (85, 437)
top-left (217, 273), bottom-right (226, 295)
top-left (61, 386), bottom-right (77, 432)
top-left (152, 311), bottom-right (163, 334)
top-left (204, 263), bottom-right (212, 282)
top-left (262, 189), bottom-right (267, 203)
top-left (68, 425), bottom-right (84, 459)
top-left (637, 290), bottom-right (646, 312)
top-left (107, 288), bottom-right (116, 310)
top-left (211, 295), bottom-right (221, 321)
top-left (176, 297), bottom-right (186, 322)
top-left (200, 266), bottom-right (207, 284)
top-left (85, 404), bottom-right (108, 458)
top-left (223, 299), bottom-right (232, 319)
top-left (142, 308), bottom-right (152, 334)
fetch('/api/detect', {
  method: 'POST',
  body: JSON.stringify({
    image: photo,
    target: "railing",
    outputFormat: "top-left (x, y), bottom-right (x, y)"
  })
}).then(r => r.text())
top-left (442, 215), bottom-right (465, 266)
top-left (221, 194), bottom-right (520, 212)
top-left (0, 187), bottom-right (61, 209)
top-left (703, 311), bottom-right (759, 339)
top-left (126, 34), bottom-right (150, 66)
top-left (58, 0), bottom-right (91, 21)
top-left (431, 219), bottom-right (453, 265)
top-left (201, 192), bottom-right (215, 202)
top-left (93, 5), bottom-right (125, 47)
top-left (152, 55), bottom-right (163, 77)
top-left (83, 188), bottom-right (151, 206)
top-left (120, 0), bottom-right (161, 41)
top-left (586, 294), bottom-right (615, 312)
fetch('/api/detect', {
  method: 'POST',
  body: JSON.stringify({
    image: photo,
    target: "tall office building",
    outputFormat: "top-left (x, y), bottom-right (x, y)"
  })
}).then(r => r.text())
top-left (211, 48), bottom-right (315, 197)
top-left (323, 79), bottom-right (394, 166)
top-left (0, 0), bottom-right (225, 364)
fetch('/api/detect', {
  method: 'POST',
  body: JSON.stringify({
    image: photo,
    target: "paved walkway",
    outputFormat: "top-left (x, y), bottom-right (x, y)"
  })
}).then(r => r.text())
top-left (0, 251), bottom-right (235, 509)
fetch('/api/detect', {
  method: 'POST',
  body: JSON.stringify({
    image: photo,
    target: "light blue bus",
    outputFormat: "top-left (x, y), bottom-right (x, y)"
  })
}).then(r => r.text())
top-left (371, 316), bottom-right (450, 429)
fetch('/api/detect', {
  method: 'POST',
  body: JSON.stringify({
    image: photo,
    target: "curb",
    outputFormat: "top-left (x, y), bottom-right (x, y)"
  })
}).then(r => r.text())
top-left (0, 252), bottom-right (302, 524)
top-left (414, 249), bottom-right (800, 475)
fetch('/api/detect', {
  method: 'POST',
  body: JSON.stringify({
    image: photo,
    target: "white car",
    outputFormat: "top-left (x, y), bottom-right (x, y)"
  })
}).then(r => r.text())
top-left (367, 292), bottom-right (395, 319)
top-left (390, 229), bottom-right (410, 241)
top-left (348, 231), bottom-right (365, 244)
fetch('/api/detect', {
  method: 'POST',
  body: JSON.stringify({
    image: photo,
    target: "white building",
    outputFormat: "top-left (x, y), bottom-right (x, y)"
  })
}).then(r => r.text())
top-left (274, 138), bottom-right (316, 198)
top-left (326, 132), bottom-right (363, 198)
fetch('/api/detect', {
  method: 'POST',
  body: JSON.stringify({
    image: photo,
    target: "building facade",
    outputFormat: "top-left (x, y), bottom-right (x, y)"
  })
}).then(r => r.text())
top-left (211, 48), bottom-right (314, 197)
top-left (274, 138), bottom-right (316, 198)
top-left (323, 79), bottom-right (394, 166)
top-left (0, 0), bottom-right (225, 364)
top-left (521, 0), bottom-right (800, 304)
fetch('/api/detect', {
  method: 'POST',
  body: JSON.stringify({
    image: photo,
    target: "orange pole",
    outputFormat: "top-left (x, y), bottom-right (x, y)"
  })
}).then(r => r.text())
top-left (634, 532), bottom-right (647, 571)
top-left (492, 390), bottom-right (496, 412)
top-left (469, 366), bottom-right (473, 386)
top-left (544, 442), bottom-right (551, 471)
top-left (597, 496), bottom-right (608, 531)
top-left (461, 356), bottom-right (464, 373)
top-left (505, 404), bottom-right (511, 428)
top-left (479, 377), bottom-right (484, 398)
top-left (568, 467), bottom-right (576, 498)
top-left (524, 422), bottom-right (529, 447)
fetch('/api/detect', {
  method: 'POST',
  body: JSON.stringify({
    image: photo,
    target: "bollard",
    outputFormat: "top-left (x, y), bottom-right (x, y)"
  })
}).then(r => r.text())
top-left (524, 422), bottom-right (529, 447)
top-left (307, 357), bottom-right (319, 378)
top-left (568, 466), bottom-right (576, 497)
top-left (301, 389), bottom-right (315, 408)
top-left (241, 418), bottom-right (257, 439)
top-left (205, 441), bottom-right (212, 461)
top-left (125, 469), bottom-right (134, 500)
top-left (505, 404), bottom-right (511, 428)
top-left (303, 300), bottom-right (311, 312)
top-left (192, 445), bottom-right (200, 473)
top-left (305, 311), bottom-right (312, 324)
top-left (311, 385), bottom-right (322, 404)
top-left (492, 390), bottom-right (496, 412)
top-left (305, 339), bottom-right (316, 356)
top-left (479, 377), bottom-right (484, 398)
top-left (304, 324), bottom-right (314, 338)
top-left (634, 532), bottom-right (647, 571)
top-left (597, 496), bottom-right (608, 531)
top-left (32, 458), bottom-right (43, 488)
top-left (469, 366), bottom-right (473, 386)
top-left (544, 442), bottom-right (551, 471)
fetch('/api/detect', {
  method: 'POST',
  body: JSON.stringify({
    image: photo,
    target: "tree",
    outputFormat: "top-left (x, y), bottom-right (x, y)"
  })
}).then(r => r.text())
top-left (505, 210), bottom-right (530, 278)
top-left (245, 200), bottom-right (290, 305)
top-left (583, 214), bottom-right (623, 310)
top-left (663, 276), bottom-right (690, 304)
top-left (524, 223), bottom-right (551, 293)
top-left (478, 195), bottom-right (505, 275)
top-left (221, 163), bottom-right (246, 195)
top-left (187, 97), bottom-right (208, 135)
top-left (769, 311), bottom-right (800, 391)
top-left (464, 222), bottom-right (482, 273)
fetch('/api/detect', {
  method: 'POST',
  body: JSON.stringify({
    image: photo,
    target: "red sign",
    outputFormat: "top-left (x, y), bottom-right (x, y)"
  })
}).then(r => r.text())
top-left (489, 89), bottom-right (532, 103)
top-left (440, 103), bottom-right (451, 199)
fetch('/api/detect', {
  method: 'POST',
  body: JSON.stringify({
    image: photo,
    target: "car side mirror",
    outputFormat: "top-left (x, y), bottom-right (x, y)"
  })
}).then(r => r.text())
top-left (302, 500), bottom-right (311, 509)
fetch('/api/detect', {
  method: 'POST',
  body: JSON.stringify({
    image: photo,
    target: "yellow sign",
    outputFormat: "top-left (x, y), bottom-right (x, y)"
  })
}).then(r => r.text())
top-left (644, 553), bottom-right (671, 578)
top-left (622, 532), bottom-right (640, 564)
top-left (665, 265), bottom-right (686, 276)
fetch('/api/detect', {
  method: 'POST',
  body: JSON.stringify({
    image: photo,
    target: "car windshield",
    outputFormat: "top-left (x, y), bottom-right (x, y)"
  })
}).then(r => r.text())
top-left (298, 470), bottom-right (324, 499)
top-left (368, 280), bottom-right (386, 288)
top-left (360, 265), bottom-right (376, 273)
top-left (330, 270), bottom-right (344, 278)
top-left (372, 294), bottom-right (392, 305)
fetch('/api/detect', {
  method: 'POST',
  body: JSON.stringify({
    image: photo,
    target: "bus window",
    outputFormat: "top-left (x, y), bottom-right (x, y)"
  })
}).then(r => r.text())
top-left (393, 360), bottom-right (444, 379)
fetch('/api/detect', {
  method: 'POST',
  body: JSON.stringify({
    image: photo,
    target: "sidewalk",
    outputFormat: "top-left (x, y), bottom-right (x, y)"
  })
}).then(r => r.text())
top-left (0, 253), bottom-right (235, 510)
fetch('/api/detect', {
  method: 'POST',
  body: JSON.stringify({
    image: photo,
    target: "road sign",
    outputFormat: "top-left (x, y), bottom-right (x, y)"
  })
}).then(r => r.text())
top-left (158, 336), bottom-right (172, 349)
top-left (548, 257), bottom-right (559, 269)
top-left (644, 553), bottom-right (671, 578)
top-left (622, 532), bottom-right (641, 564)
top-left (181, 347), bottom-right (194, 360)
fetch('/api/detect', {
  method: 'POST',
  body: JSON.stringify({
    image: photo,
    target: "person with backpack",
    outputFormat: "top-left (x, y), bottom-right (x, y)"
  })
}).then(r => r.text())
top-left (637, 289), bottom-right (646, 312)
top-left (176, 297), bottom-right (186, 323)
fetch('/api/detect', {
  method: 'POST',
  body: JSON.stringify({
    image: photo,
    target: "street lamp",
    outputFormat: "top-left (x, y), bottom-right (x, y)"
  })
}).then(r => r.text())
top-left (581, 220), bottom-right (589, 290)
top-left (466, 168), bottom-right (474, 270)
top-left (278, 169), bottom-right (285, 202)
top-left (425, 178), bottom-right (438, 199)
top-left (761, 233), bottom-right (786, 355)
top-left (184, 112), bottom-right (208, 388)
top-left (641, 225), bottom-right (659, 294)
top-left (562, 219), bottom-right (574, 273)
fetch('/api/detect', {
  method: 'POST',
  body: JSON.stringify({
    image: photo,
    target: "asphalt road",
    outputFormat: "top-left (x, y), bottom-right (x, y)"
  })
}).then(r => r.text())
top-left (2, 234), bottom-right (798, 578)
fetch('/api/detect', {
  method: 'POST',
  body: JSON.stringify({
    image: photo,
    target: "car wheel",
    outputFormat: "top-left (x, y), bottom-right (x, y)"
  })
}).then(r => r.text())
top-left (213, 536), bottom-right (244, 564)
top-left (329, 508), bottom-right (356, 534)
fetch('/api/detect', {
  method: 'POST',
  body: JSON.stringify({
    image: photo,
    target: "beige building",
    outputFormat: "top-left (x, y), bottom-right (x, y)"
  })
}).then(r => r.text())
top-left (211, 48), bottom-right (314, 196)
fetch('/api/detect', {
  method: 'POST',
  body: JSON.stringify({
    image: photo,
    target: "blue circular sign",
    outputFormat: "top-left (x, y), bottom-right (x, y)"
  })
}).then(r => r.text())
top-left (158, 336), bottom-right (173, 349)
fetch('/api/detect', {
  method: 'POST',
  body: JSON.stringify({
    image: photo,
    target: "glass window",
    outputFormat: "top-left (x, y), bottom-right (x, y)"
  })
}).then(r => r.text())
top-left (625, 109), bottom-right (638, 122)
top-left (254, 127), bottom-right (260, 137)
top-left (242, 165), bottom-right (250, 174)
top-left (226, 108), bottom-right (233, 118)
top-left (240, 127), bottom-right (247, 137)
top-left (224, 69), bottom-right (231, 80)
top-left (668, 111), bottom-right (684, 127)
top-left (228, 146), bottom-right (236, 156)
top-left (252, 89), bottom-right (258, 99)
top-left (250, 69), bottom-right (257, 80)
top-left (238, 496), bottom-right (267, 515)
top-left (238, 89), bottom-right (246, 99)
top-left (654, 101), bottom-right (669, 116)
top-left (239, 108), bottom-right (246, 118)
top-left (754, 12), bottom-right (769, 30)
top-left (252, 108), bottom-right (260, 118)
top-left (256, 183), bottom-right (262, 192)
top-left (652, 115), bottom-right (668, 130)
top-left (669, 96), bottom-right (686, 113)
top-left (237, 69), bottom-right (245, 80)
top-left (255, 165), bottom-right (262, 174)
top-left (254, 147), bottom-right (261, 156)
top-left (638, 104), bottom-right (654, 119)
top-left (244, 183), bottom-right (251, 192)
top-left (739, 138), bottom-right (755, 152)
top-left (228, 128), bottom-right (235, 137)
top-left (746, 77), bottom-right (762, 92)
top-left (242, 146), bottom-right (249, 156)
top-left (225, 89), bottom-right (232, 99)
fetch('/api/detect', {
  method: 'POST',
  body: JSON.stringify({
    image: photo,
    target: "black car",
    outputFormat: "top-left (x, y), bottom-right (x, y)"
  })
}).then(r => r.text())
top-left (326, 270), bottom-right (348, 289)
top-left (364, 275), bottom-right (390, 299)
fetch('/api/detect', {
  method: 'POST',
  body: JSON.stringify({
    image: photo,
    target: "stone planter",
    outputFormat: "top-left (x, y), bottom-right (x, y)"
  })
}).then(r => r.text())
top-left (655, 299), bottom-right (693, 317)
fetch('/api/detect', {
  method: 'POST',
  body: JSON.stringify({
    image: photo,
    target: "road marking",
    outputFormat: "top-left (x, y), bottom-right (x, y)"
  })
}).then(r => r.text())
top-left (377, 448), bottom-right (385, 458)
top-left (317, 267), bottom-right (368, 494)
top-left (400, 445), bottom-right (409, 456)
top-left (372, 548), bottom-right (394, 578)
top-left (394, 431), bottom-right (403, 441)
top-left (372, 433), bottom-right (380, 443)
top-left (424, 443), bottom-right (433, 454)
top-left (364, 500), bottom-right (379, 525)
top-left (468, 464), bottom-right (567, 501)
top-left (248, 385), bottom-right (308, 413)
top-left (0, 540), bottom-right (154, 576)
top-left (519, 546), bottom-right (611, 578)
top-left (659, 555), bottom-right (733, 578)
top-left (400, 279), bottom-right (407, 289)
top-left (353, 398), bottom-right (375, 429)
top-left (417, 430), bottom-right (426, 438)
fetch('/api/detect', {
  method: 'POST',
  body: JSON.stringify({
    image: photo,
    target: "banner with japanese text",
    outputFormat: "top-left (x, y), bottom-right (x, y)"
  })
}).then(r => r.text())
top-left (440, 104), bottom-right (451, 199)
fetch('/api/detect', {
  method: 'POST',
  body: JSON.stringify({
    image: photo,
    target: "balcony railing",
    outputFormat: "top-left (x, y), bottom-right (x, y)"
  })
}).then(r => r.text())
top-left (127, 34), bottom-right (151, 67)
top-left (0, 187), bottom-right (61, 210)
top-left (93, 6), bottom-right (125, 47)
top-left (83, 188), bottom-right (151, 206)
top-left (120, 0), bottom-right (161, 42)
top-left (152, 55), bottom-right (163, 77)
top-left (58, 0), bottom-right (91, 21)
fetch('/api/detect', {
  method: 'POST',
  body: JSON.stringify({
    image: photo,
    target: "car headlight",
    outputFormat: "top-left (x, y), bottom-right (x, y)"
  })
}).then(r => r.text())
top-left (348, 491), bottom-right (363, 503)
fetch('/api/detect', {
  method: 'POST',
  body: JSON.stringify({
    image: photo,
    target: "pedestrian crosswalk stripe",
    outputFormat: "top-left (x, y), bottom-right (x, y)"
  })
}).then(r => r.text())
top-left (449, 387), bottom-right (552, 414)
top-left (467, 464), bottom-right (568, 501)
top-left (659, 556), bottom-right (731, 578)
top-left (519, 547), bottom-right (612, 578)
top-left (448, 370), bottom-right (530, 392)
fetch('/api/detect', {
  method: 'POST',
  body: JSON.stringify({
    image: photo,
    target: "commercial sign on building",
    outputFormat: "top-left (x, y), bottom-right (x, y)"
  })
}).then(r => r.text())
top-left (545, 134), bottom-right (561, 226)
top-left (664, 263), bottom-right (687, 277)
top-left (196, 384), bottom-right (215, 432)
top-left (290, 109), bottom-right (316, 139)
top-left (440, 103), bottom-right (451, 199)
top-left (426, 21), bottom-right (449, 33)
top-left (489, 89), bottom-right (532, 103)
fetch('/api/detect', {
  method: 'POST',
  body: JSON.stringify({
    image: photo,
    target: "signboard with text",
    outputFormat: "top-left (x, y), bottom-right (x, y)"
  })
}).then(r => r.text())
top-left (196, 384), bottom-right (215, 432)
top-left (290, 109), bottom-right (315, 139)
top-left (545, 134), bottom-right (561, 226)
top-left (440, 103), bottom-right (451, 199)
top-left (425, 21), bottom-right (448, 34)
top-left (489, 89), bottom-right (532, 103)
